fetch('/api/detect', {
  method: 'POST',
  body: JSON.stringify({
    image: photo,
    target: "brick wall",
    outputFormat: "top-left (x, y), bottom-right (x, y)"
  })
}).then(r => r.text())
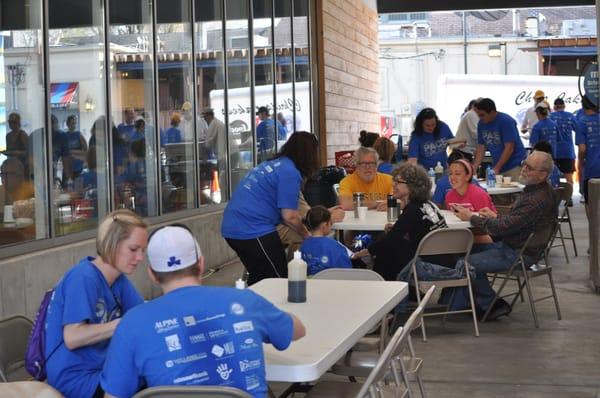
top-left (319, 0), bottom-right (380, 164)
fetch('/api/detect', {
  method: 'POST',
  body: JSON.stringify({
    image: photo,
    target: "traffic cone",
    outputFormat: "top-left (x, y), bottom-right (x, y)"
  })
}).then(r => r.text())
top-left (210, 170), bottom-right (221, 204)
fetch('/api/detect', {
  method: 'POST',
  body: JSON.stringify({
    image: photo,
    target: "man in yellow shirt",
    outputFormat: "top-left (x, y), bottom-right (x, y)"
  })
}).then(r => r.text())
top-left (339, 147), bottom-right (393, 211)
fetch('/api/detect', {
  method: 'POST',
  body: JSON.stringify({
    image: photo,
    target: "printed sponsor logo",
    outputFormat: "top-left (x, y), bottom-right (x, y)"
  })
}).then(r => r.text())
top-left (245, 374), bottom-right (260, 391)
top-left (165, 352), bottom-right (208, 368)
top-left (183, 315), bottom-right (196, 326)
top-left (216, 363), bottom-right (233, 381)
top-left (196, 313), bottom-right (226, 323)
top-left (211, 342), bottom-right (235, 358)
top-left (155, 318), bottom-right (179, 333)
top-left (230, 302), bottom-right (244, 315)
top-left (239, 359), bottom-right (261, 372)
top-left (165, 334), bottom-right (182, 352)
top-left (189, 333), bottom-right (207, 344)
top-left (240, 338), bottom-right (259, 351)
top-left (173, 371), bottom-right (209, 384)
top-left (233, 320), bottom-right (254, 334)
top-left (208, 329), bottom-right (229, 339)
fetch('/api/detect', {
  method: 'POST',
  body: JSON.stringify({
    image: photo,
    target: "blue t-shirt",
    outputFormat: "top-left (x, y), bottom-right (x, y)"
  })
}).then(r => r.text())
top-left (100, 286), bottom-right (293, 398)
top-left (377, 162), bottom-right (393, 175)
top-left (301, 236), bottom-right (352, 275)
top-left (550, 110), bottom-right (577, 159)
top-left (117, 123), bottom-right (135, 141)
top-left (256, 119), bottom-right (275, 152)
top-left (575, 113), bottom-right (600, 179)
top-left (65, 131), bottom-right (85, 174)
top-left (550, 165), bottom-right (560, 188)
top-left (161, 127), bottom-right (182, 145)
top-left (530, 118), bottom-right (559, 158)
top-left (477, 112), bottom-right (526, 173)
top-left (222, 157), bottom-right (301, 240)
top-left (432, 175), bottom-right (482, 205)
top-left (408, 121), bottom-right (454, 169)
top-left (45, 257), bottom-right (143, 398)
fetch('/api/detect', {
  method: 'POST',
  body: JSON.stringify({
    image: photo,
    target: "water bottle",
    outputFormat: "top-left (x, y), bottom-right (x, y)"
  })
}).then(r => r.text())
top-left (434, 161), bottom-right (444, 183)
top-left (428, 168), bottom-right (435, 186)
top-left (387, 194), bottom-right (398, 222)
top-left (288, 251), bottom-right (307, 303)
top-left (486, 166), bottom-right (496, 188)
top-left (235, 279), bottom-right (246, 290)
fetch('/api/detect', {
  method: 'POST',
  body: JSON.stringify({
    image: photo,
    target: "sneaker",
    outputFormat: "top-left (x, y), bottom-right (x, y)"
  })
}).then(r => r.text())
top-left (484, 298), bottom-right (512, 321)
top-left (566, 199), bottom-right (573, 207)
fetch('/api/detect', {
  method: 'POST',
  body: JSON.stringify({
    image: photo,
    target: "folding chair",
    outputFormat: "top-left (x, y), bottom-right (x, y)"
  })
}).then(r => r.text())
top-left (0, 315), bottom-right (33, 382)
top-left (410, 228), bottom-right (479, 341)
top-left (307, 286), bottom-right (436, 398)
top-left (550, 183), bottom-right (578, 261)
top-left (0, 381), bottom-right (63, 397)
top-left (482, 223), bottom-right (562, 328)
top-left (132, 385), bottom-right (252, 398)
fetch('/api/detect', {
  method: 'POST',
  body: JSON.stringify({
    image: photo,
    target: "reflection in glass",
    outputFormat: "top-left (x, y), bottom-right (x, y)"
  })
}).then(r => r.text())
top-left (294, 0), bottom-right (312, 132)
top-left (226, 0), bottom-right (253, 191)
top-left (196, 0), bottom-right (228, 204)
top-left (109, 1), bottom-right (157, 217)
top-left (0, 0), bottom-right (48, 246)
top-left (48, 0), bottom-right (108, 236)
top-left (157, 0), bottom-right (196, 212)
top-left (275, 0), bottom-right (294, 146)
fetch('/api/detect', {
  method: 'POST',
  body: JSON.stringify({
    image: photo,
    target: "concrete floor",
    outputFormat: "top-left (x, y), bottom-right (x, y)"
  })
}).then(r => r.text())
top-left (217, 196), bottom-right (600, 397)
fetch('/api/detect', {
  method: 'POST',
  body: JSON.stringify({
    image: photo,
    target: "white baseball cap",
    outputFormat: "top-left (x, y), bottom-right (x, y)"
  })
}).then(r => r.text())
top-left (147, 225), bottom-right (202, 272)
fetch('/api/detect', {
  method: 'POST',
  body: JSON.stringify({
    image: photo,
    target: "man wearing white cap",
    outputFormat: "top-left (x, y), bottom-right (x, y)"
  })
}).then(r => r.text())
top-left (100, 225), bottom-right (305, 398)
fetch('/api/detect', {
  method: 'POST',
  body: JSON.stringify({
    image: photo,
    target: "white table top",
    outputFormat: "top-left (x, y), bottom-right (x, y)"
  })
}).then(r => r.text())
top-left (250, 278), bottom-right (408, 382)
top-left (480, 182), bottom-right (524, 195)
top-left (332, 209), bottom-right (471, 231)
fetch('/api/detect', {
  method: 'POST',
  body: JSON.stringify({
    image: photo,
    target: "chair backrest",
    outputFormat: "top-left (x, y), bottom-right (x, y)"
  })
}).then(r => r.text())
top-left (414, 228), bottom-right (473, 258)
top-left (0, 315), bottom-right (33, 382)
top-left (521, 221), bottom-right (558, 261)
top-left (557, 183), bottom-right (573, 203)
top-left (0, 381), bottom-right (63, 398)
top-left (312, 268), bottom-right (384, 281)
top-left (357, 286), bottom-right (436, 397)
top-left (132, 386), bottom-right (253, 398)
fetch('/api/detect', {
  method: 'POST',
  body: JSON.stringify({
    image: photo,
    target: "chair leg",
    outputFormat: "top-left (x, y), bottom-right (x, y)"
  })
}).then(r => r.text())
top-left (516, 276), bottom-right (525, 302)
top-left (466, 283), bottom-right (480, 336)
top-left (521, 267), bottom-right (540, 328)
top-left (407, 336), bottom-right (426, 398)
top-left (413, 271), bottom-right (427, 342)
top-left (547, 270), bottom-right (562, 320)
top-left (566, 208), bottom-right (578, 256)
top-left (557, 224), bottom-right (569, 264)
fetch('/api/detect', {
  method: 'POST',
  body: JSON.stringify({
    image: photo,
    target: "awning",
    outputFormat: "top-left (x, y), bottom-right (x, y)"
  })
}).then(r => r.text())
top-left (541, 46), bottom-right (598, 57)
top-left (50, 82), bottom-right (78, 109)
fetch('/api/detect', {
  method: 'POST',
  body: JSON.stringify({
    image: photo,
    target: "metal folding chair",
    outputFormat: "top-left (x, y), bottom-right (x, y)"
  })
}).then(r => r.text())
top-left (0, 315), bottom-right (33, 382)
top-left (410, 228), bottom-right (479, 341)
top-left (132, 385), bottom-right (252, 398)
top-left (482, 223), bottom-right (562, 328)
top-left (307, 286), bottom-right (436, 398)
top-left (550, 183), bottom-right (578, 261)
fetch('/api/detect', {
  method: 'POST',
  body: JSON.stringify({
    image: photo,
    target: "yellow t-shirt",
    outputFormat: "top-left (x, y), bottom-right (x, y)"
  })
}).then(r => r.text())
top-left (339, 172), bottom-right (393, 202)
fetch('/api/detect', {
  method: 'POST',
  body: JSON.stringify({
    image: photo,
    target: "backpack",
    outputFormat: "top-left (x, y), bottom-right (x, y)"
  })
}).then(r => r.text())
top-left (25, 289), bottom-right (60, 381)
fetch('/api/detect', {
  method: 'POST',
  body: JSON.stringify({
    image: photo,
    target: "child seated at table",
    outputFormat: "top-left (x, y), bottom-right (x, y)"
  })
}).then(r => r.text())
top-left (301, 205), bottom-right (352, 275)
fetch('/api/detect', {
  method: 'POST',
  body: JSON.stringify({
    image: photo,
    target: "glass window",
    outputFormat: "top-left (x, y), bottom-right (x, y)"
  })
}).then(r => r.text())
top-left (156, 0), bottom-right (196, 213)
top-left (48, 0), bottom-right (109, 236)
top-left (293, 0), bottom-right (312, 133)
top-left (0, 0), bottom-right (49, 247)
top-left (254, 0), bottom-right (276, 163)
top-left (226, 0), bottom-right (253, 191)
top-left (109, 0), bottom-right (157, 217)
top-left (274, 1), bottom-right (294, 145)
top-left (196, 0), bottom-right (228, 205)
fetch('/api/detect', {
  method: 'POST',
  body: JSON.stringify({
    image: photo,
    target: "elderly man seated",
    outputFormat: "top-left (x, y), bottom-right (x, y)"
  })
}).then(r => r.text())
top-left (453, 150), bottom-right (558, 320)
top-left (339, 146), bottom-right (393, 211)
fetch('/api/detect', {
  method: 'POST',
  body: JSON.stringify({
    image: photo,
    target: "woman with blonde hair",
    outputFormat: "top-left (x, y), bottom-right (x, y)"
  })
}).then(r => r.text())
top-left (45, 209), bottom-right (147, 398)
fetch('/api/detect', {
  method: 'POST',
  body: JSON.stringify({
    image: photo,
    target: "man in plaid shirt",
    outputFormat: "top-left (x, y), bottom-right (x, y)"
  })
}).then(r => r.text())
top-left (453, 151), bottom-right (558, 320)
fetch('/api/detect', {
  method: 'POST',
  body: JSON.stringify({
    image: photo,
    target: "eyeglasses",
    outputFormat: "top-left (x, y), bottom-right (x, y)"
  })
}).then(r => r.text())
top-left (521, 160), bottom-right (545, 173)
top-left (393, 179), bottom-right (407, 185)
top-left (357, 162), bottom-right (377, 168)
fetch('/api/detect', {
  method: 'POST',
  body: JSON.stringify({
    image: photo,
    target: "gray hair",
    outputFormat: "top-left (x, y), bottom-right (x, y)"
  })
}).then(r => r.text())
top-left (354, 146), bottom-right (379, 163)
top-left (531, 150), bottom-right (554, 175)
top-left (393, 163), bottom-right (432, 202)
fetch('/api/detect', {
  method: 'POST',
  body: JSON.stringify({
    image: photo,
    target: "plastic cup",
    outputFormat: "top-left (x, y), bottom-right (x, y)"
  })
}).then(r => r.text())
top-left (3, 205), bottom-right (14, 223)
top-left (495, 175), bottom-right (503, 185)
top-left (357, 206), bottom-right (368, 220)
top-left (503, 176), bottom-right (512, 185)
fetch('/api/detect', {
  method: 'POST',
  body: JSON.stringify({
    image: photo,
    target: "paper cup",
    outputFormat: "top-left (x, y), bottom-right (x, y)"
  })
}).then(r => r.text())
top-left (357, 206), bottom-right (368, 220)
top-left (503, 176), bottom-right (512, 184)
top-left (495, 175), bottom-right (503, 185)
top-left (3, 205), bottom-right (14, 223)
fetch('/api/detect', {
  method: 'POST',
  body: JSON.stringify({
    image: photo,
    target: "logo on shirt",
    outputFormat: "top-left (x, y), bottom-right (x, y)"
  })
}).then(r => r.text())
top-left (189, 333), bottom-right (207, 344)
top-left (481, 130), bottom-right (502, 146)
top-left (211, 342), bottom-right (235, 358)
top-left (230, 302), bottom-right (245, 315)
top-left (183, 316), bottom-right (196, 326)
top-left (197, 313), bottom-right (226, 323)
top-left (233, 321), bottom-right (254, 334)
top-left (155, 318), bottom-right (179, 333)
top-left (95, 299), bottom-right (106, 321)
top-left (165, 334), bottom-right (182, 352)
top-left (240, 338), bottom-right (259, 351)
top-left (208, 328), bottom-right (229, 339)
top-left (245, 375), bottom-right (260, 391)
top-left (321, 255), bottom-right (329, 264)
top-left (216, 363), bottom-right (233, 380)
top-left (165, 352), bottom-right (208, 369)
top-left (173, 372), bottom-right (209, 384)
top-left (239, 359), bottom-right (261, 372)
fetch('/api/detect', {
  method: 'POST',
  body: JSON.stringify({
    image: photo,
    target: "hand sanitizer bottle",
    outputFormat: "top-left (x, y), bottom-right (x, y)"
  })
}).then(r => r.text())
top-left (288, 251), bottom-right (307, 303)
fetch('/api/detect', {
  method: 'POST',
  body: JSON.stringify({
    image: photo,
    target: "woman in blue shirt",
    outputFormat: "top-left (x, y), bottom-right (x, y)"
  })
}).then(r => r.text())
top-left (373, 136), bottom-right (395, 175)
top-left (222, 131), bottom-right (319, 285)
top-left (45, 209), bottom-right (147, 398)
top-left (530, 102), bottom-right (559, 159)
top-left (408, 107), bottom-right (454, 170)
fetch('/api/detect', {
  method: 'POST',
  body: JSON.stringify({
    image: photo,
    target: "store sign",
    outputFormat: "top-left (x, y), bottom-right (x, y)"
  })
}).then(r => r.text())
top-left (579, 60), bottom-right (599, 108)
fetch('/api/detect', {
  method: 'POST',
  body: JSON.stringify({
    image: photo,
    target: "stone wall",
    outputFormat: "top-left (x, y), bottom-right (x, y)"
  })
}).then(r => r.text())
top-left (320, 0), bottom-right (381, 164)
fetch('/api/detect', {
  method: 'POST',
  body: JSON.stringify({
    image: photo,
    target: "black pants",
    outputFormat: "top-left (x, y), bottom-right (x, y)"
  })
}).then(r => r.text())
top-left (226, 231), bottom-right (288, 285)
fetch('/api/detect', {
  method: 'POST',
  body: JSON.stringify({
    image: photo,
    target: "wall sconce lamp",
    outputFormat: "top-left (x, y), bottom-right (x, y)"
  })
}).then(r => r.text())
top-left (84, 97), bottom-right (95, 112)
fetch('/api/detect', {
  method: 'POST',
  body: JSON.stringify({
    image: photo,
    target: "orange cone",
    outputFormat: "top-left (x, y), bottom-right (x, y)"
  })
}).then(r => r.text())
top-left (210, 170), bottom-right (221, 203)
